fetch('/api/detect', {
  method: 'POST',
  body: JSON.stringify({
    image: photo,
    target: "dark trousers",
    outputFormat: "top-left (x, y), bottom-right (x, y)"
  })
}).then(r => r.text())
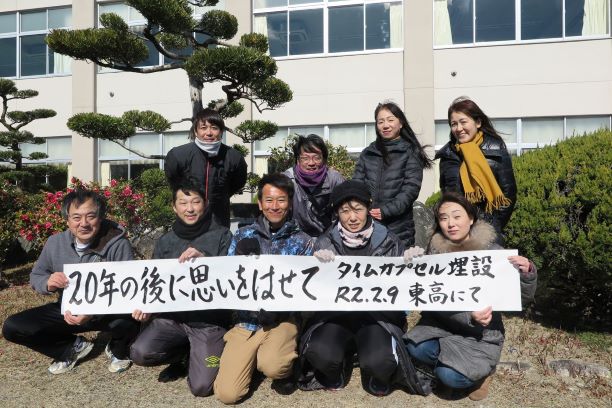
top-left (130, 318), bottom-right (226, 397)
top-left (2, 302), bottom-right (138, 360)
top-left (304, 316), bottom-right (398, 386)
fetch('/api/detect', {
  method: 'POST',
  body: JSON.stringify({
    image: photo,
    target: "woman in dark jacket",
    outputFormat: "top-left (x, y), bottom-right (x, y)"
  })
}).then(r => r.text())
top-left (436, 97), bottom-right (517, 233)
top-left (298, 180), bottom-right (428, 397)
top-left (165, 108), bottom-right (247, 228)
top-left (353, 102), bottom-right (432, 247)
top-left (404, 192), bottom-right (537, 401)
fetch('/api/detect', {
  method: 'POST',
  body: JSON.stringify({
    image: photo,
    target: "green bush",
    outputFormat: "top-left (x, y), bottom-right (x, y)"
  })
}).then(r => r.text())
top-left (425, 190), bottom-right (441, 208)
top-left (506, 130), bottom-right (611, 330)
top-left (133, 168), bottom-right (174, 231)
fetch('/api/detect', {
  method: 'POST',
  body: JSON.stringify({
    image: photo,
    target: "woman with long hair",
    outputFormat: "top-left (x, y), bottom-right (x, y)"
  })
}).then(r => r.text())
top-left (404, 192), bottom-right (537, 401)
top-left (353, 101), bottom-right (432, 247)
top-left (437, 97), bottom-right (517, 234)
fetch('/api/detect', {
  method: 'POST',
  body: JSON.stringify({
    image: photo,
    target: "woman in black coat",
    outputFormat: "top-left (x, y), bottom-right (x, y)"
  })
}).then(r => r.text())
top-left (353, 102), bottom-right (432, 247)
top-left (436, 97), bottom-right (517, 234)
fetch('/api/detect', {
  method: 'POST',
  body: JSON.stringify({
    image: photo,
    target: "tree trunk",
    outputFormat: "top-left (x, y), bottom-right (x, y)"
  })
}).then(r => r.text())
top-left (189, 76), bottom-right (204, 123)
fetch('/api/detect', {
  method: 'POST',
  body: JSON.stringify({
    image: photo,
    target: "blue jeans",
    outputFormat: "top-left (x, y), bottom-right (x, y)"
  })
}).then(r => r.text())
top-left (406, 339), bottom-right (475, 389)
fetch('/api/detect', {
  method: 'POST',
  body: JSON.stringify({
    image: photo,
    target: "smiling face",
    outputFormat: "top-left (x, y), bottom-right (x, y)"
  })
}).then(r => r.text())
top-left (450, 111), bottom-right (481, 144)
top-left (337, 200), bottom-right (368, 233)
top-left (194, 120), bottom-right (222, 143)
top-left (67, 198), bottom-right (102, 245)
top-left (297, 146), bottom-right (324, 172)
top-left (437, 201), bottom-right (474, 244)
top-left (376, 108), bottom-right (402, 141)
top-left (173, 189), bottom-right (206, 225)
top-left (258, 184), bottom-right (291, 229)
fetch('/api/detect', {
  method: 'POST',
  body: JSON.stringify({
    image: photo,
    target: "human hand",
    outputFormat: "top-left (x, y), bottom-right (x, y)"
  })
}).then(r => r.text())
top-left (471, 306), bottom-right (493, 327)
top-left (64, 311), bottom-right (93, 326)
top-left (178, 247), bottom-right (205, 263)
top-left (47, 272), bottom-right (69, 292)
top-left (314, 249), bottom-right (335, 263)
top-left (132, 309), bottom-right (151, 322)
top-left (507, 255), bottom-right (533, 277)
top-left (369, 208), bottom-right (382, 220)
top-left (403, 246), bottom-right (425, 263)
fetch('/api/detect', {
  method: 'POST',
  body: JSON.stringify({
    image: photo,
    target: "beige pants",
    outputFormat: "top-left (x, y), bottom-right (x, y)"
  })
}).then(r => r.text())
top-left (213, 321), bottom-right (298, 404)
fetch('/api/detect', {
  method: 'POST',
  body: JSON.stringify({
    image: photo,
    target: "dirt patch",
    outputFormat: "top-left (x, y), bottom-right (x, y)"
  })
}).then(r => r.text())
top-left (0, 285), bottom-right (610, 408)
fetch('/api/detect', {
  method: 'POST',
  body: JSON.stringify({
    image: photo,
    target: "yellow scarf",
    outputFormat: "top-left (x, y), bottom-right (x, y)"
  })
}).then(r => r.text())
top-left (455, 131), bottom-right (511, 213)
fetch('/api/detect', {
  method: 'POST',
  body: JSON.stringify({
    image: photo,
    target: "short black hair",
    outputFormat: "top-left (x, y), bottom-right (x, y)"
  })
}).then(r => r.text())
top-left (292, 134), bottom-right (328, 164)
top-left (190, 108), bottom-right (225, 140)
top-left (432, 191), bottom-right (479, 233)
top-left (257, 173), bottom-right (294, 201)
top-left (61, 189), bottom-right (107, 220)
top-left (172, 179), bottom-right (206, 203)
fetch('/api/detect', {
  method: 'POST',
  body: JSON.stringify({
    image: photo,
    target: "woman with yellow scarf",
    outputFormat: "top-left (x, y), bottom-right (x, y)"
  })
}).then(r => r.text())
top-left (435, 97), bottom-right (517, 236)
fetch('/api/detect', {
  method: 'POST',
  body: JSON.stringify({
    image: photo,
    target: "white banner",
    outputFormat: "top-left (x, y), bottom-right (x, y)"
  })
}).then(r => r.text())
top-left (60, 250), bottom-right (521, 315)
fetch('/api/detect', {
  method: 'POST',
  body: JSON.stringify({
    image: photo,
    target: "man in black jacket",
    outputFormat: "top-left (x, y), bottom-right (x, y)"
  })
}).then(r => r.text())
top-left (130, 181), bottom-right (232, 397)
top-left (165, 108), bottom-right (247, 228)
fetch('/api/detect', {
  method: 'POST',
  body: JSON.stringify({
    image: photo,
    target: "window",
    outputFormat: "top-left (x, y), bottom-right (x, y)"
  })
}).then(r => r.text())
top-left (434, 115), bottom-right (611, 155)
top-left (434, 0), bottom-right (610, 47)
top-left (0, 8), bottom-right (72, 78)
top-left (254, 1), bottom-right (403, 58)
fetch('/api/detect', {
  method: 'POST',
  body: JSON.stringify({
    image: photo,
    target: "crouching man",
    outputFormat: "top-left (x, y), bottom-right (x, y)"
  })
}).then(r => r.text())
top-left (2, 189), bottom-right (138, 374)
top-left (214, 173), bottom-right (314, 404)
top-left (130, 181), bottom-right (232, 397)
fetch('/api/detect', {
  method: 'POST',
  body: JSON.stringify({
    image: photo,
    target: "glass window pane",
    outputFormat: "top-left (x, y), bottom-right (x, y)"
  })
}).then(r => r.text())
top-left (99, 139), bottom-right (128, 158)
top-left (256, 12), bottom-right (287, 57)
top-left (49, 46), bottom-right (71, 74)
top-left (128, 6), bottom-right (145, 22)
top-left (566, 116), bottom-right (610, 137)
top-left (20, 141), bottom-right (46, 158)
top-left (288, 126), bottom-right (324, 138)
top-left (289, 9), bottom-right (323, 55)
top-left (21, 35), bottom-right (47, 76)
top-left (46, 137), bottom-right (71, 160)
top-left (435, 121), bottom-right (450, 145)
top-left (367, 3), bottom-right (398, 50)
top-left (434, 0), bottom-right (453, 45)
top-left (130, 160), bottom-right (160, 179)
top-left (164, 133), bottom-right (189, 154)
top-left (254, 0), bottom-right (287, 8)
top-left (254, 128), bottom-right (288, 151)
top-left (0, 13), bottom-right (17, 33)
top-left (448, 0), bottom-right (473, 44)
top-left (329, 124), bottom-right (365, 148)
top-left (290, 0), bottom-right (318, 5)
top-left (366, 124), bottom-right (376, 144)
top-left (130, 134), bottom-right (160, 157)
top-left (491, 118), bottom-right (517, 143)
top-left (49, 7), bottom-right (72, 29)
top-left (522, 118), bottom-right (564, 144)
top-left (566, 0), bottom-right (609, 36)
top-left (329, 6), bottom-right (364, 53)
top-left (21, 11), bottom-right (47, 32)
top-left (131, 26), bottom-right (159, 66)
top-left (521, 0), bottom-right (562, 40)
top-left (99, 3), bottom-right (129, 23)
top-left (476, 0), bottom-right (515, 42)
top-left (108, 160), bottom-right (129, 181)
top-left (0, 38), bottom-right (17, 77)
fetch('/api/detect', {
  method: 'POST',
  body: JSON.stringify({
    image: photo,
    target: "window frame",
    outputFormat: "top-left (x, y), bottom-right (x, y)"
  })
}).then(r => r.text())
top-left (0, 7), bottom-right (72, 79)
top-left (433, 0), bottom-right (612, 49)
top-left (253, 0), bottom-right (404, 59)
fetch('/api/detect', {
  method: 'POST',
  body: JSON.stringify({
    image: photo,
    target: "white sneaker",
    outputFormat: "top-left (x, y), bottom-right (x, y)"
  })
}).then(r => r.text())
top-left (105, 343), bottom-right (132, 373)
top-left (48, 336), bottom-right (93, 375)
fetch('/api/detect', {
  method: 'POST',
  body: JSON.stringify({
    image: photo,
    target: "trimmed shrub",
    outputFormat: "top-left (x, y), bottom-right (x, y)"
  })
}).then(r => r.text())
top-left (133, 168), bottom-right (174, 231)
top-left (506, 130), bottom-right (611, 330)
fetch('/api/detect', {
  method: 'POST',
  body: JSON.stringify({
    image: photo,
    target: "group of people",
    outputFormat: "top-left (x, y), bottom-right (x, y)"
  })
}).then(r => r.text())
top-left (2, 98), bottom-right (537, 402)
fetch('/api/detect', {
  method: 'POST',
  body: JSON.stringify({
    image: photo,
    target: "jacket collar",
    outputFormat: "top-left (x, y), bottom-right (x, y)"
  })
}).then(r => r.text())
top-left (254, 214), bottom-right (300, 240)
top-left (427, 220), bottom-right (498, 254)
top-left (71, 219), bottom-right (125, 255)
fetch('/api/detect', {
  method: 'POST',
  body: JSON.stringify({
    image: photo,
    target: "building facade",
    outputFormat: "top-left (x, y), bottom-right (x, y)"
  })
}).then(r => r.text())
top-left (2, 0), bottom-right (611, 202)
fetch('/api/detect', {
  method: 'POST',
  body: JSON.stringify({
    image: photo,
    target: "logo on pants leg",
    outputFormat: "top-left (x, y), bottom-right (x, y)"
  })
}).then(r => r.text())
top-left (205, 355), bottom-right (220, 368)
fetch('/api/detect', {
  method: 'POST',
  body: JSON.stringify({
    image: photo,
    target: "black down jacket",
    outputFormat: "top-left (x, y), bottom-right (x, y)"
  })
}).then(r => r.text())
top-left (353, 137), bottom-right (423, 247)
top-left (435, 133), bottom-right (517, 233)
top-left (165, 142), bottom-right (247, 228)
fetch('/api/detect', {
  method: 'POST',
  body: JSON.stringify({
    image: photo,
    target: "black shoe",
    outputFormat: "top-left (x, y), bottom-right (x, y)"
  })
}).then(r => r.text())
top-left (158, 361), bottom-right (187, 383)
top-left (271, 378), bottom-right (297, 395)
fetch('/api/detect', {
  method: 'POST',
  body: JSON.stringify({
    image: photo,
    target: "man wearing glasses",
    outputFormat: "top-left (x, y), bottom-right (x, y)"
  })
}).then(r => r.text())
top-left (283, 134), bottom-right (345, 237)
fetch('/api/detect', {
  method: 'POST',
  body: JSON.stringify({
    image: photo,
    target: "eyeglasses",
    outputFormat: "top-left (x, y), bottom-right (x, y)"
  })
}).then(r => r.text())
top-left (298, 154), bottom-right (323, 164)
